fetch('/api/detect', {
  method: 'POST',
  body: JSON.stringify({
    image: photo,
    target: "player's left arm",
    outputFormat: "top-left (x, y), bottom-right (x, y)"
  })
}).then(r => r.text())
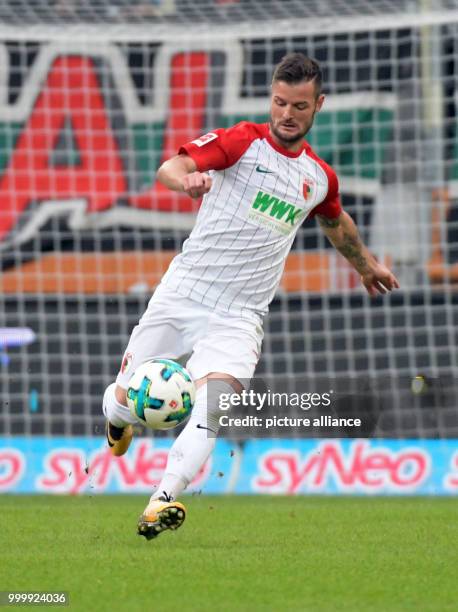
top-left (317, 210), bottom-right (400, 296)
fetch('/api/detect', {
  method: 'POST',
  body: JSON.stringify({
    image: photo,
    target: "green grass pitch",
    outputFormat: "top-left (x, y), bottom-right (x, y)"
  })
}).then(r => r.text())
top-left (1, 495), bottom-right (457, 611)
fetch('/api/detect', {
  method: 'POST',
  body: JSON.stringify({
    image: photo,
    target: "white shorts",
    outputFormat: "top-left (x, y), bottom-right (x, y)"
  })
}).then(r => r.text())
top-left (116, 283), bottom-right (264, 389)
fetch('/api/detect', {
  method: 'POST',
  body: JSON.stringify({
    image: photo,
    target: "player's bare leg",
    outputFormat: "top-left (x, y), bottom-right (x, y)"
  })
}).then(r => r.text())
top-left (137, 373), bottom-right (240, 540)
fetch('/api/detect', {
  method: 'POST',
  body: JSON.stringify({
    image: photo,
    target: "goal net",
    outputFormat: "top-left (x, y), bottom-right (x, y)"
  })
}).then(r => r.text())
top-left (0, 0), bottom-right (457, 494)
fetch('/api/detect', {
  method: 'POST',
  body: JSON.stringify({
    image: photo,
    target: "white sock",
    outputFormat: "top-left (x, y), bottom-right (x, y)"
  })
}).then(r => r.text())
top-left (149, 379), bottom-right (233, 503)
top-left (102, 382), bottom-right (137, 427)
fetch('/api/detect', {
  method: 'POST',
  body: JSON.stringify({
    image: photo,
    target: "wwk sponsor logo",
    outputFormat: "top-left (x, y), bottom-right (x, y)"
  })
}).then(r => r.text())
top-left (249, 190), bottom-right (306, 235)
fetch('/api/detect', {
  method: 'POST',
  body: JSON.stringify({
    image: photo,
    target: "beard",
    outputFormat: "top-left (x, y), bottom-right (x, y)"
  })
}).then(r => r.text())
top-left (269, 114), bottom-right (315, 147)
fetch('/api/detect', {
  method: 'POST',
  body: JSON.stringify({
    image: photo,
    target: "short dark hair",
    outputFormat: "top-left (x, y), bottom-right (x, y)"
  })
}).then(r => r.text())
top-left (272, 53), bottom-right (322, 96)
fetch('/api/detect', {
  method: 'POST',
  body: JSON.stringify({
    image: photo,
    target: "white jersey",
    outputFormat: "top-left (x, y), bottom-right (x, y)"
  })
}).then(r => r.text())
top-left (161, 122), bottom-right (342, 319)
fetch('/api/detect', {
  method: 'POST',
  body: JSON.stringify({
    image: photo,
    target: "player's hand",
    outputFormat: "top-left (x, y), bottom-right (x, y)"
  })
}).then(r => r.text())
top-left (180, 172), bottom-right (212, 199)
top-left (361, 263), bottom-right (400, 297)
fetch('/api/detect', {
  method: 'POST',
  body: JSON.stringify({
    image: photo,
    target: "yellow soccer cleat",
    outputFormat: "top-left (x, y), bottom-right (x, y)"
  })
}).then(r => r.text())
top-left (105, 421), bottom-right (133, 457)
top-left (137, 496), bottom-right (186, 540)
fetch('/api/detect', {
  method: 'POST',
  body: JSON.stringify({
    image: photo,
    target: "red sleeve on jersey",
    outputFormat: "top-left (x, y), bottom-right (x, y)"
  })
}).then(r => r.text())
top-left (306, 152), bottom-right (343, 219)
top-left (178, 122), bottom-right (267, 172)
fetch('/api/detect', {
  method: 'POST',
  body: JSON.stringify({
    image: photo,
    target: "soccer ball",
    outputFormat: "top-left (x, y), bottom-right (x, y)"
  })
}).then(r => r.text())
top-left (126, 359), bottom-right (195, 430)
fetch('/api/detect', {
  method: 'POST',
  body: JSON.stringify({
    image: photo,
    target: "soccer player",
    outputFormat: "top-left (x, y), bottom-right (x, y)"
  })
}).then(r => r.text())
top-left (102, 53), bottom-right (399, 539)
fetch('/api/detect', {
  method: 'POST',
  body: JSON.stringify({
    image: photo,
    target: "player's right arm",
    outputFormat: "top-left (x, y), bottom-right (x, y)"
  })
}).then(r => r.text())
top-left (156, 154), bottom-right (212, 199)
top-left (157, 123), bottom-right (266, 199)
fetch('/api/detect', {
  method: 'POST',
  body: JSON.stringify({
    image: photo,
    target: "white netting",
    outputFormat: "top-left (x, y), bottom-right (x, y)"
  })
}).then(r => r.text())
top-left (0, 0), bottom-right (457, 439)
top-left (0, 1), bottom-right (456, 25)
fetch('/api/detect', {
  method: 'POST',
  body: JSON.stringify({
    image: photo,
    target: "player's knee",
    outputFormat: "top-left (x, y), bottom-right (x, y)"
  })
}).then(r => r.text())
top-left (115, 384), bottom-right (127, 406)
top-left (103, 382), bottom-right (132, 428)
top-left (195, 372), bottom-right (243, 394)
top-left (192, 374), bottom-right (243, 433)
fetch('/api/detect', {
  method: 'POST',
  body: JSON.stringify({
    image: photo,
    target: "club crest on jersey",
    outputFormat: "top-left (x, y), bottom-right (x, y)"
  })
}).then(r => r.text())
top-left (192, 132), bottom-right (218, 147)
top-left (248, 190), bottom-right (306, 235)
top-left (303, 177), bottom-right (314, 200)
top-left (120, 352), bottom-right (133, 375)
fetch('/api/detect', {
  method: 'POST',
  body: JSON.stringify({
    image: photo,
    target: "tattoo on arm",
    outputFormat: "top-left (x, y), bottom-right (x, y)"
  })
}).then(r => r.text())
top-left (317, 214), bottom-right (371, 273)
top-left (317, 215), bottom-right (340, 229)
top-left (338, 232), bottom-right (370, 273)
